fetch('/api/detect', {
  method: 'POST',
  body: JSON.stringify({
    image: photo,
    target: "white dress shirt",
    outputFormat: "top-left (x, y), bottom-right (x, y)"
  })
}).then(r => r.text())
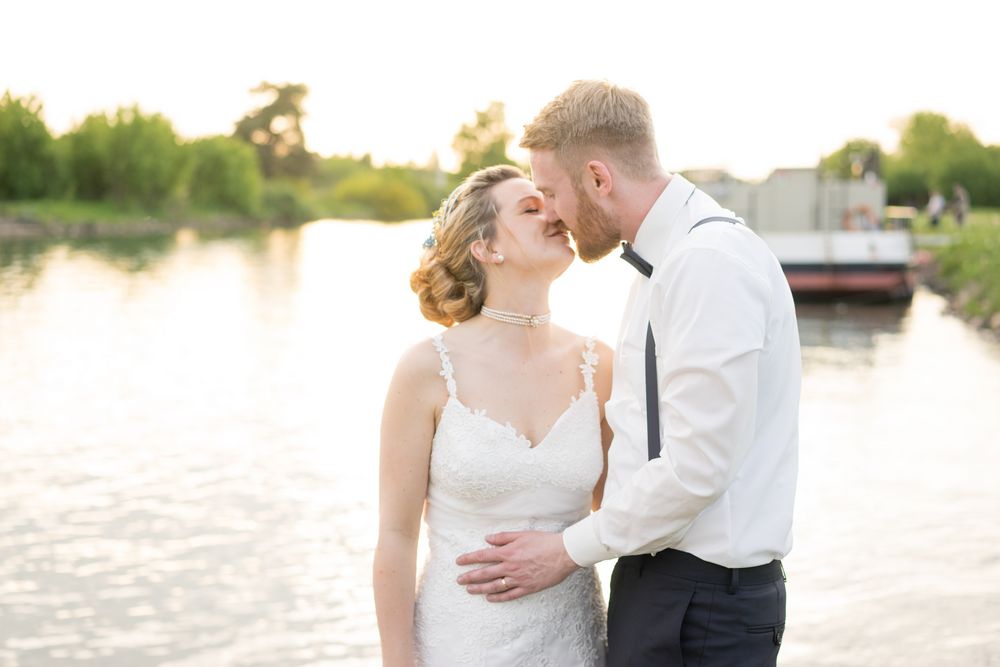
top-left (563, 174), bottom-right (801, 569)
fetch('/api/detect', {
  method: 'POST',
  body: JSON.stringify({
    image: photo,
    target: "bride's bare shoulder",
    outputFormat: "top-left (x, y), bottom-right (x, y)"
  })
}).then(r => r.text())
top-left (591, 338), bottom-right (614, 365)
top-left (552, 324), bottom-right (613, 359)
top-left (391, 335), bottom-right (448, 391)
top-left (552, 325), bottom-right (614, 397)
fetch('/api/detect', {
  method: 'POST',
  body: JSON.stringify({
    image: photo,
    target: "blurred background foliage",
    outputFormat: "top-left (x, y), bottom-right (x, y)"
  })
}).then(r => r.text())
top-left (0, 84), bottom-right (519, 225)
top-left (4, 83), bottom-right (1000, 226)
top-left (819, 112), bottom-right (1000, 207)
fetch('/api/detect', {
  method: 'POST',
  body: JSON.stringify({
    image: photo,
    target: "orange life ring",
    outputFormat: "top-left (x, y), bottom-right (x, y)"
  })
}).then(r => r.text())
top-left (842, 204), bottom-right (877, 230)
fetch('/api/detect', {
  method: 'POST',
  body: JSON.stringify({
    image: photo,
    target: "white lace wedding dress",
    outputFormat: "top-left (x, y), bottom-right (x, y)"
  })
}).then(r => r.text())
top-left (413, 334), bottom-right (608, 666)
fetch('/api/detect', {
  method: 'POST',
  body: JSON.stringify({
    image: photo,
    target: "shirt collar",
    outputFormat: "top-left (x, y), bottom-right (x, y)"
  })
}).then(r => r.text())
top-left (631, 174), bottom-right (697, 267)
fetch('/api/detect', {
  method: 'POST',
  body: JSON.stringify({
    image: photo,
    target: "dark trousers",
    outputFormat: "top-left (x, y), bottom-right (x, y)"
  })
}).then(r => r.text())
top-left (606, 549), bottom-right (786, 666)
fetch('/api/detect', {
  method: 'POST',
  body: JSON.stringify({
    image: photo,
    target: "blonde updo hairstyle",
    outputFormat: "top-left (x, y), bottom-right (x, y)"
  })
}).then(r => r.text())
top-left (411, 165), bottom-right (525, 327)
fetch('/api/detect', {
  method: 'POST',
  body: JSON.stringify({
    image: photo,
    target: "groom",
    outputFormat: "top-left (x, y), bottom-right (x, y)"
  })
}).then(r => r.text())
top-left (456, 80), bottom-right (801, 665)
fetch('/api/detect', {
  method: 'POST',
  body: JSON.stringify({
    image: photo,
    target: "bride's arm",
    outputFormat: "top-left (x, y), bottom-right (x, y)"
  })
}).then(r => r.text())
top-left (591, 340), bottom-right (615, 511)
top-left (373, 344), bottom-right (438, 667)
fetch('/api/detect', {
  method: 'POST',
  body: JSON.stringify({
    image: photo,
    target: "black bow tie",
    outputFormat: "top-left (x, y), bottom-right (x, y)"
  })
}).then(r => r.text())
top-left (620, 242), bottom-right (653, 278)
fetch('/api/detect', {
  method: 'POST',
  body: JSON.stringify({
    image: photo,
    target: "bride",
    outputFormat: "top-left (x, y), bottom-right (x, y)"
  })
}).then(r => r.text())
top-left (373, 165), bottom-right (613, 666)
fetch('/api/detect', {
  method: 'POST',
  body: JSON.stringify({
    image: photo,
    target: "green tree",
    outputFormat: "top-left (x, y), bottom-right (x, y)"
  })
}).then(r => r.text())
top-left (883, 111), bottom-right (1000, 205)
top-left (312, 154), bottom-right (371, 190)
top-left (331, 170), bottom-right (427, 221)
top-left (105, 106), bottom-right (185, 206)
top-left (234, 82), bottom-right (315, 179)
top-left (883, 154), bottom-right (927, 205)
top-left (818, 139), bottom-right (883, 179)
top-left (47, 134), bottom-right (74, 198)
top-left (986, 147), bottom-right (1000, 207)
top-left (186, 136), bottom-right (263, 215)
top-left (64, 112), bottom-right (113, 199)
top-left (261, 180), bottom-right (315, 224)
top-left (452, 101), bottom-right (515, 178)
top-left (940, 145), bottom-right (1000, 207)
top-left (381, 162), bottom-right (450, 215)
top-left (0, 92), bottom-right (56, 199)
top-left (895, 112), bottom-right (981, 190)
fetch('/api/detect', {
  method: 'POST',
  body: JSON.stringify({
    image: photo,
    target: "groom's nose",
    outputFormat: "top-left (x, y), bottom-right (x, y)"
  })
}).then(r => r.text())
top-left (543, 205), bottom-right (560, 225)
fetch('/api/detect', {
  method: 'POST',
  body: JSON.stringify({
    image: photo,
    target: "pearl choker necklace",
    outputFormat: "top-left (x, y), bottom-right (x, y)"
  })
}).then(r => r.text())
top-left (480, 306), bottom-right (551, 328)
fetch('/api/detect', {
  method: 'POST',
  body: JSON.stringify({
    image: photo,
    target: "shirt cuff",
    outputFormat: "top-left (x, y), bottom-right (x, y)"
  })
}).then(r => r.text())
top-left (562, 513), bottom-right (618, 567)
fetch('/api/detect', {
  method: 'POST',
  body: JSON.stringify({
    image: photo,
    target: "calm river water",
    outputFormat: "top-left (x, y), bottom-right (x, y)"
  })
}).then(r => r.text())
top-left (1, 220), bottom-right (998, 666)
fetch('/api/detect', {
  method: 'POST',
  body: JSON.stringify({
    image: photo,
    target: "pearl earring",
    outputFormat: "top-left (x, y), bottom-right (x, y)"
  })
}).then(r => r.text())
top-left (494, 253), bottom-right (504, 264)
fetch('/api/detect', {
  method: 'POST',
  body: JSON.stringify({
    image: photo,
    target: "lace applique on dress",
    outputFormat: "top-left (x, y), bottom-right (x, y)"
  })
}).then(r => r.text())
top-left (414, 335), bottom-right (607, 666)
top-left (579, 336), bottom-right (598, 396)
top-left (431, 334), bottom-right (457, 398)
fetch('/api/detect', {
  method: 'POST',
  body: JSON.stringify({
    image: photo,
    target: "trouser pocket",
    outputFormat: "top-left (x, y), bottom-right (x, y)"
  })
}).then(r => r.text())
top-left (747, 622), bottom-right (784, 646)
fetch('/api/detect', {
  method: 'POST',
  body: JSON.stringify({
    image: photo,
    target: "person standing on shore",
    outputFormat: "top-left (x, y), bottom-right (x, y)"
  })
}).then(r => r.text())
top-left (374, 165), bottom-right (613, 666)
top-left (456, 80), bottom-right (802, 666)
top-left (952, 183), bottom-right (970, 227)
top-left (927, 190), bottom-right (946, 229)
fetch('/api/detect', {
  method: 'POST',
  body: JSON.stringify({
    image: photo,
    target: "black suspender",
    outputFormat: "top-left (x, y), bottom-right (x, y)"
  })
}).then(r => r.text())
top-left (620, 215), bottom-right (744, 460)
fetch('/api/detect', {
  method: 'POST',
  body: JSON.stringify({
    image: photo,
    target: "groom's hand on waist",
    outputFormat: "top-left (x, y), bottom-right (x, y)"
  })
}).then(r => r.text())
top-left (455, 530), bottom-right (580, 602)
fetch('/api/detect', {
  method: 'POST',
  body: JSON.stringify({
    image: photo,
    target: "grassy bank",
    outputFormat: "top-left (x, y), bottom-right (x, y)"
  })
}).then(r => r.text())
top-left (1, 199), bottom-right (164, 224)
top-left (0, 199), bottom-right (277, 239)
top-left (928, 213), bottom-right (1000, 332)
top-left (909, 207), bottom-right (1000, 235)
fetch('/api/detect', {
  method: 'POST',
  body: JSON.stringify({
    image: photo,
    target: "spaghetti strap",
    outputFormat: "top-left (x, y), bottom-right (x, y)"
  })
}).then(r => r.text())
top-left (579, 337), bottom-right (598, 394)
top-left (431, 334), bottom-right (457, 398)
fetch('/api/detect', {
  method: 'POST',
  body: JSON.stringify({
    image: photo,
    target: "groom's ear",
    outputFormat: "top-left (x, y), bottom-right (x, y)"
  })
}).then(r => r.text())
top-left (585, 160), bottom-right (613, 198)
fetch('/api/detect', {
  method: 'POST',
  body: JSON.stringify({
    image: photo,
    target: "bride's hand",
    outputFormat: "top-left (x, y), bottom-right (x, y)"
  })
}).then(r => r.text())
top-left (455, 531), bottom-right (580, 602)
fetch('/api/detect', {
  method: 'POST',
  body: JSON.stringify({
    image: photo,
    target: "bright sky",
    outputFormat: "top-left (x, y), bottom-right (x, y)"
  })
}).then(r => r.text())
top-left (5, 0), bottom-right (998, 180)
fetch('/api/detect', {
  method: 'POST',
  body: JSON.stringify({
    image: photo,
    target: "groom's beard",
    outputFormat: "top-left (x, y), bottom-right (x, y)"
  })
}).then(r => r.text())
top-left (571, 181), bottom-right (621, 263)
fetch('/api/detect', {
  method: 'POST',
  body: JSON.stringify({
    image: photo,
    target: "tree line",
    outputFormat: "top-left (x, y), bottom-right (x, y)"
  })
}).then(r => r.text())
top-left (0, 85), bottom-right (515, 223)
top-left (819, 112), bottom-right (1000, 207)
top-left (5, 84), bottom-right (993, 224)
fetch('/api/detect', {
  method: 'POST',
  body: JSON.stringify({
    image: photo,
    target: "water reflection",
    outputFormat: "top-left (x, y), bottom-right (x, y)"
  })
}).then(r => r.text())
top-left (1, 240), bottom-right (50, 296)
top-left (1, 224), bottom-right (379, 666)
top-left (65, 235), bottom-right (177, 274)
top-left (1, 220), bottom-right (998, 666)
top-left (795, 301), bottom-right (910, 368)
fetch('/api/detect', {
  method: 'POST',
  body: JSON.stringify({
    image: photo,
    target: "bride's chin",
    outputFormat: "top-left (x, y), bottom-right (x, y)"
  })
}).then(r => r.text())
top-left (528, 247), bottom-right (575, 274)
top-left (557, 252), bottom-right (575, 272)
top-left (552, 237), bottom-right (575, 255)
top-left (536, 253), bottom-right (574, 281)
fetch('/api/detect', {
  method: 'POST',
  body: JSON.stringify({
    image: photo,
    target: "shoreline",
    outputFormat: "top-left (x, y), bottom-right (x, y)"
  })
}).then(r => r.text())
top-left (918, 254), bottom-right (1000, 339)
top-left (0, 215), bottom-right (296, 240)
top-left (5, 214), bottom-right (998, 339)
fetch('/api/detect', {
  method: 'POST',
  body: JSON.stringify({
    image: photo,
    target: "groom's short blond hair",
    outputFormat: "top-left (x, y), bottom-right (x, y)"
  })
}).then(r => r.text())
top-left (520, 80), bottom-right (660, 181)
